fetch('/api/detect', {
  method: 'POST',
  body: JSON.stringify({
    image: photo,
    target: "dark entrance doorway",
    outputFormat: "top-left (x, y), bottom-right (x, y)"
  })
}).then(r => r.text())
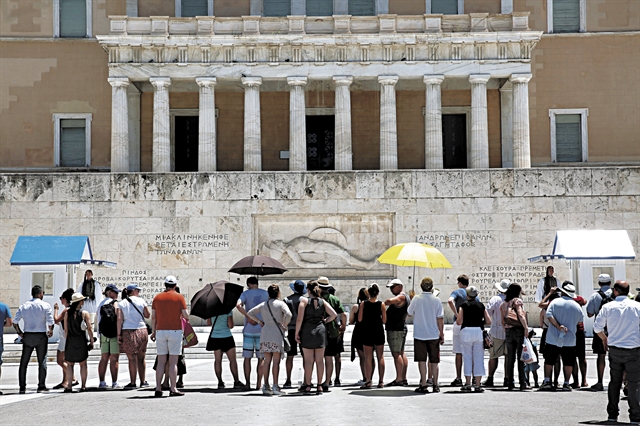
top-left (442, 114), bottom-right (467, 169)
top-left (306, 115), bottom-right (335, 171)
top-left (174, 116), bottom-right (199, 172)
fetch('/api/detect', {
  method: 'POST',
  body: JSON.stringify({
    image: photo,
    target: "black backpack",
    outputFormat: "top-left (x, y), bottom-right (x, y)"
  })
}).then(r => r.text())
top-left (99, 300), bottom-right (118, 338)
top-left (597, 290), bottom-right (615, 313)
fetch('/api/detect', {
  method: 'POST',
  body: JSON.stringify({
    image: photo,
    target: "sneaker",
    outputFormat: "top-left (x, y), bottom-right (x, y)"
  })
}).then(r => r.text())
top-left (283, 380), bottom-right (292, 389)
top-left (140, 381), bottom-right (150, 388)
top-left (482, 377), bottom-right (494, 387)
top-left (123, 383), bottom-right (136, 390)
top-left (19, 387), bottom-right (26, 394)
top-left (356, 379), bottom-right (366, 386)
top-left (272, 385), bottom-right (286, 396)
top-left (561, 383), bottom-right (572, 392)
top-left (451, 378), bottom-right (463, 386)
top-left (460, 385), bottom-right (473, 393)
top-left (538, 382), bottom-right (554, 392)
top-left (111, 382), bottom-right (122, 389)
top-left (321, 382), bottom-right (330, 393)
top-left (37, 386), bottom-right (49, 393)
top-left (234, 381), bottom-right (245, 389)
top-left (98, 381), bottom-right (108, 389)
top-left (261, 384), bottom-right (273, 396)
top-left (590, 382), bottom-right (604, 391)
top-left (334, 379), bottom-right (341, 387)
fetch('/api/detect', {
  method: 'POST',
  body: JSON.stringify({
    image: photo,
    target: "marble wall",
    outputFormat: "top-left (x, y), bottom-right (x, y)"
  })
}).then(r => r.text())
top-left (1, 167), bottom-right (639, 325)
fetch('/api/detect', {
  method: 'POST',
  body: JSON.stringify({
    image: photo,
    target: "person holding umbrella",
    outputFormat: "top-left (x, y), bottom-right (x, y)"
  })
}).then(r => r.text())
top-left (236, 277), bottom-right (269, 391)
top-left (247, 284), bottom-right (292, 395)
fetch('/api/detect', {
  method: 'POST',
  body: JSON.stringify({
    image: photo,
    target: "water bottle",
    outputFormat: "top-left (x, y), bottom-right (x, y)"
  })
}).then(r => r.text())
top-left (297, 367), bottom-right (303, 387)
top-left (559, 328), bottom-right (565, 344)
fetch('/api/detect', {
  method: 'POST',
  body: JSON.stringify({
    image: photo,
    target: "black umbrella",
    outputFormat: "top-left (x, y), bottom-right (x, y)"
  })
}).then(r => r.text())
top-left (228, 255), bottom-right (287, 276)
top-left (190, 280), bottom-right (244, 319)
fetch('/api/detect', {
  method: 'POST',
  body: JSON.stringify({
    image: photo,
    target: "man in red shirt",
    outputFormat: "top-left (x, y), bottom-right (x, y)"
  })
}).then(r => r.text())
top-left (151, 276), bottom-right (189, 397)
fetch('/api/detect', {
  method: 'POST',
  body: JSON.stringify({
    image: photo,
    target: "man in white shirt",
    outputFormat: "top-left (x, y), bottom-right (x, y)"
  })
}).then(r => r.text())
top-left (593, 280), bottom-right (640, 424)
top-left (13, 285), bottom-right (54, 394)
top-left (484, 279), bottom-right (510, 387)
top-left (408, 277), bottom-right (444, 394)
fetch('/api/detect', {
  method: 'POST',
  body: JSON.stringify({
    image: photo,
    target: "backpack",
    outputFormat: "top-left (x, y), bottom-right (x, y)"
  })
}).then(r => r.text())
top-left (99, 300), bottom-right (118, 338)
top-left (597, 290), bottom-right (615, 314)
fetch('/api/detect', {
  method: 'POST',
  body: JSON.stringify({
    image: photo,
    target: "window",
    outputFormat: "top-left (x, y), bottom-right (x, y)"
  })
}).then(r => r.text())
top-left (176, 0), bottom-right (212, 17)
top-left (549, 109), bottom-right (588, 163)
top-left (54, 0), bottom-right (91, 38)
top-left (53, 113), bottom-right (92, 167)
top-left (547, 0), bottom-right (585, 33)
top-left (430, 0), bottom-right (459, 14)
top-left (307, 0), bottom-right (333, 16)
top-left (32, 272), bottom-right (54, 296)
top-left (263, 0), bottom-right (291, 16)
top-left (349, 0), bottom-right (375, 16)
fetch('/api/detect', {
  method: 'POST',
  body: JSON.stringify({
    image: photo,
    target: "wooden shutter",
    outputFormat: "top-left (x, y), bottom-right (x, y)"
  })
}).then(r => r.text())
top-left (553, 0), bottom-right (580, 33)
top-left (307, 0), bottom-right (333, 16)
top-left (60, 0), bottom-right (87, 38)
top-left (181, 0), bottom-right (209, 17)
top-left (349, 0), bottom-right (375, 16)
top-left (556, 114), bottom-right (582, 162)
top-left (60, 119), bottom-right (87, 167)
top-left (263, 0), bottom-right (291, 16)
top-left (431, 0), bottom-right (458, 15)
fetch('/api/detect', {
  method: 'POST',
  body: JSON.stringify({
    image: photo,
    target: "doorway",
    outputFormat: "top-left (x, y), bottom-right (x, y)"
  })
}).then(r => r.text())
top-left (174, 116), bottom-right (199, 172)
top-left (306, 115), bottom-right (335, 171)
top-left (442, 114), bottom-right (467, 169)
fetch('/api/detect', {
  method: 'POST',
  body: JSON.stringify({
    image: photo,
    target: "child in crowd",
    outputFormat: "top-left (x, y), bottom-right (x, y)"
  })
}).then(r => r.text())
top-left (524, 330), bottom-right (539, 388)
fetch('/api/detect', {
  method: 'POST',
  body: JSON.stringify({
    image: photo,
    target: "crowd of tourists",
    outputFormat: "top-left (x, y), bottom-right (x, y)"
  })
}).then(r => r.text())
top-left (2, 269), bottom-right (640, 422)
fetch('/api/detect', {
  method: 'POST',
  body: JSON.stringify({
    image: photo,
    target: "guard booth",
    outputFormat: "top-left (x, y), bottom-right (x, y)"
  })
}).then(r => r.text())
top-left (10, 236), bottom-right (116, 341)
top-left (529, 230), bottom-right (636, 336)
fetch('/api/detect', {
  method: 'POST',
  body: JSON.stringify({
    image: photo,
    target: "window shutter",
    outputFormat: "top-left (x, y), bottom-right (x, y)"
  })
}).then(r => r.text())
top-left (431, 0), bottom-right (458, 15)
top-left (60, 0), bottom-right (87, 38)
top-left (263, 0), bottom-right (291, 16)
top-left (307, 0), bottom-right (333, 16)
top-left (553, 0), bottom-right (580, 33)
top-left (349, 0), bottom-right (375, 16)
top-left (60, 119), bottom-right (87, 167)
top-left (181, 0), bottom-right (209, 17)
top-left (556, 114), bottom-right (582, 162)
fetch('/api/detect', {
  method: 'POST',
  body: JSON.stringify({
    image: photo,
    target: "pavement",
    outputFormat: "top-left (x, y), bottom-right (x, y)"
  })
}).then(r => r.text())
top-left (0, 326), bottom-right (631, 425)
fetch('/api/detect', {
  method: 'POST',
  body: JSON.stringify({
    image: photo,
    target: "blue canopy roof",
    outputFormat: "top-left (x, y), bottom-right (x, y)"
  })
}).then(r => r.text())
top-left (11, 236), bottom-right (94, 266)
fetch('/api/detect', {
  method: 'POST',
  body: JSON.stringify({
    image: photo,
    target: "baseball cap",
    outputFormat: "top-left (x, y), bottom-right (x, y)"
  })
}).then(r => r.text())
top-left (466, 286), bottom-right (479, 298)
top-left (104, 284), bottom-right (120, 294)
top-left (598, 274), bottom-right (611, 284)
top-left (126, 283), bottom-right (141, 291)
top-left (164, 275), bottom-right (178, 285)
top-left (386, 279), bottom-right (403, 288)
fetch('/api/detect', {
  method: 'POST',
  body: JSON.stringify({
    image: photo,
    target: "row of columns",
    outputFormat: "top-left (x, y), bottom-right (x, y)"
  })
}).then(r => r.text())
top-left (109, 73), bottom-right (532, 172)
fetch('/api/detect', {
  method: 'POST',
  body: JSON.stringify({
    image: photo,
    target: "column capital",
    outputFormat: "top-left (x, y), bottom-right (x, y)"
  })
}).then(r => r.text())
top-left (196, 76), bottom-right (217, 87)
top-left (149, 76), bottom-right (171, 89)
top-left (510, 73), bottom-right (533, 84)
top-left (333, 75), bottom-right (353, 86)
top-left (423, 74), bottom-right (445, 85)
top-left (378, 75), bottom-right (399, 86)
top-left (469, 74), bottom-right (491, 84)
top-left (241, 76), bottom-right (263, 87)
top-left (108, 76), bottom-right (130, 88)
top-left (287, 76), bottom-right (308, 87)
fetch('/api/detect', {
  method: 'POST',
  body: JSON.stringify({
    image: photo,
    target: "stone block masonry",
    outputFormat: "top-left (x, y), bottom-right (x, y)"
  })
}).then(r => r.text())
top-left (1, 167), bottom-right (639, 325)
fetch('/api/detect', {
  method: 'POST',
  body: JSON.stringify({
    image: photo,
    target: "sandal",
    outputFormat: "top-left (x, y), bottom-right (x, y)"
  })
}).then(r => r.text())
top-left (169, 390), bottom-right (184, 397)
top-left (460, 385), bottom-right (473, 392)
top-left (302, 384), bottom-right (312, 395)
top-left (386, 380), bottom-right (402, 387)
top-left (316, 385), bottom-right (323, 395)
top-left (414, 385), bottom-right (430, 394)
top-left (359, 381), bottom-right (372, 389)
top-left (377, 382), bottom-right (384, 389)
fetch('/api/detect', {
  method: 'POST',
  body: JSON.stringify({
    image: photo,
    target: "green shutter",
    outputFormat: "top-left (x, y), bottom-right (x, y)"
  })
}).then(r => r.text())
top-left (556, 114), bottom-right (582, 162)
top-left (553, 0), bottom-right (580, 33)
top-left (60, 0), bottom-right (86, 38)
top-left (349, 0), bottom-right (375, 16)
top-left (431, 0), bottom-right (458, 14)
top-left (307, 0), bottom-right (333, 16)
top-left (181, 0), bottom-right (209, 17)
top-left (264, 0), bottom-right (291, 16)
top-left (60, 119), bottom-right (86, 167)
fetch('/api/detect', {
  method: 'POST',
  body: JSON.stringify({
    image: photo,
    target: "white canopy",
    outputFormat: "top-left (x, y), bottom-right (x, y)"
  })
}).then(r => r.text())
top-left (552, 230), bottom-right (636, 260)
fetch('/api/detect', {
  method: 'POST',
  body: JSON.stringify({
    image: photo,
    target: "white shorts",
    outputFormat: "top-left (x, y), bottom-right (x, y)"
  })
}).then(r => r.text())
top-left (452, 323), bottom-right (462, 354)
top-left (156, 330), bottom-right (183, 356)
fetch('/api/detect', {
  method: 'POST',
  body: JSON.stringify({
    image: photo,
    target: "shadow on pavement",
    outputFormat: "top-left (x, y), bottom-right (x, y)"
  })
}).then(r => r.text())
top-left (579, 421), bottom-right (624, 425)
top-left (348, 389), bottom-right (422, 397)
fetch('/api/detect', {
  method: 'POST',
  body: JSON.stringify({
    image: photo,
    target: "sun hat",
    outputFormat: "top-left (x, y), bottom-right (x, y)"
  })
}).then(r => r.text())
top-left (164, 275), bottom-right (178, 285)
top-left (126, 283), bottom-right (141, 291)
top-left (289, 280), bottom-right (307, 294)
top-left (317, 276), bottom-right (331, 288)
top-left (559, 281), bottom-right (576, 298)
top-left (494, 279), bottom-right (511, 293)
top-left (386, 278), bottom-right (403, 288)
top-left (598, 274), bottom-right (611, 284)
top-left (466, 286), bottom-right (479, 298)
top-left (70, 292), bottom-right (86, 304)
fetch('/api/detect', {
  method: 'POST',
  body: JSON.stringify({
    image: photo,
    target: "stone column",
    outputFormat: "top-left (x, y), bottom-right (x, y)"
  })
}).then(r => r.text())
top-left (424, 75), bottom-right (444, 169)
top-left (500, 82), bottom-right (513, 168)
top-left (511, 73), bottom-right (533, 168)
top-left (333, 76), bottom-right (353, 171)
top-left (127, 84), bottom-right (141, 172)
top-left (379, 75), bottom-right (399, 170)
top-left (108, 77), bottom-right (130, 173)
top-left (242, 76), bottom-right (262, 171)
top-left (150, 77), bottom-right (171, 172)
top-left (469, 74), bottom-right (490, 169)
top-left (196, 76), bottom-right (217, 172)
top-left (287, 76), bottom-right (307, 171)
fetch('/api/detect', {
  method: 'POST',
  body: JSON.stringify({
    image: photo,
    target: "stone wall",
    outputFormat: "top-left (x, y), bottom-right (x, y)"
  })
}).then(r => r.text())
top-left (1, 167), bottom-right (639, 325)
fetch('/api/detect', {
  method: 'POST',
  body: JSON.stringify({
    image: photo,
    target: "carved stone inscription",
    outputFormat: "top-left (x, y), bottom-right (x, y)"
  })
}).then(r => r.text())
top-left (417, 232), bottom-right (494, 248)
top-left (471, 264), bottom-right (547, 303)
top-left (94, 270), bottom-right (174, 303)
top-left (254, 214), bottom-right (394, 278)
top-left (151, 233), bottom-right (230, 255)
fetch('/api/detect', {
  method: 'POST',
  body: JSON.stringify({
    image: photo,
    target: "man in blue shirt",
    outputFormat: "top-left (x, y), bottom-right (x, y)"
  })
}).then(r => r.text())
top-left (447, 274), bottom-right (470, 386)
top-left (0, 299), bottom-right (12, 395)
top-left (539, 281), bottom-right (584, 392)
top-left (236, 276), bottom-right (268, 391)
top-left (586, 273), bottom-right (613, 391)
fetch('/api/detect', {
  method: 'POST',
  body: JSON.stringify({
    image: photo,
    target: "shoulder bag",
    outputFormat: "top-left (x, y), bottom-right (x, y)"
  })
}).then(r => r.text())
top-left (127, 297), bottom-right (152, 335)
top-left (504, 299), bottom-right (524, 328)
top-left (266, 300), bottom-right (291, 353)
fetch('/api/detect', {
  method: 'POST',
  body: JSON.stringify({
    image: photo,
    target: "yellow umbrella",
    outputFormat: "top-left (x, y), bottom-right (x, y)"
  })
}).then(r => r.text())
top-left (377, 242), bottom-right (452, 293)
